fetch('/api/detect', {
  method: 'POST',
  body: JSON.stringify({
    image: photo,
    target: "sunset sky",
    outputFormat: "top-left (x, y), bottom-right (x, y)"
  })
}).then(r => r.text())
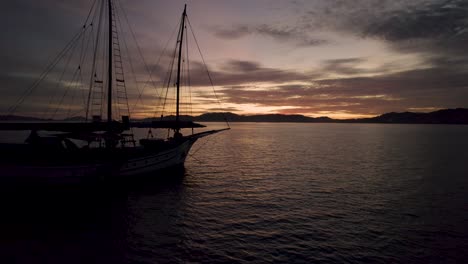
top-left (1, 0), bottom-right (468, 119)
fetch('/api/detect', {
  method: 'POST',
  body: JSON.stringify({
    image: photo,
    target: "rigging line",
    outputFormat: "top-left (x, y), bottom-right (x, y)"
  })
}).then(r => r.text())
top-left (85, 22), bottom-right (98, 114)
top-left (79, 2), bottom-right (100, 114)
top-left (115, 0), bottom-right (146, 105)
top-left (189, 133), bottom-right (219, 157)
top-left (7, 27), bottom-right (87, 116)
top-left (69, 108), bottom-right (87, 118)
top-left (110, 5), bottom-right (121, 121)
top-left (53, 66), bottom-right (81, 119)
top-left (186, 17), bottom-right (230, 128)
top-left (79, 0), bottom-right (99, 65)
top-left (66, 76), bottom-right (78, 118)
top-left (159, 58), bottom-right (174, 119)
top-left (85, 0), bottom-right (105, 121)
top-left (114, 87), bottom-right (120, 120)
top-left (46, 23), bottom-right (95, 119)
top-left (79, 20), bottom-right (97, 113)
top-left (158, 36), bottom-right (179, 119)
top-left (7, 0), bottom-right (97, 117)
top-left (183, 52), bottom-right (190, 117)
top-left (44, 36), bottom-right (81, 119)
top-left (77, 22), bottom-right (87, 68)
top-left (151, 21), bottom-right (181, 117)
top-left (115, 4), bottom-right (137, 117)
top-left (78, 68), bottom-right (85, 113)
top-left (61, 27), bottom-right (96, 119)
top-left (83, 0), bottom-right (99, 27)
top-left (102, 0), bottom-right (111, 119)
top-left (101, 7), bottom-right (109, 119)
top-left (166, 72), bottom-right (175, 119)
top-left (78, 0), bottom-right (97, 60)
top-left (184, 59), bottom-right (189, 116)
top-left (77, 25), bottom-right (90, 113)
top-left (181, 54), bottom-right (186, 116)
top-left (167, 68), bottom-right (176, 119)
top-left (132, 18), bottom-right (181, 113)
top-left (185, 25), bottom-right (193, 117)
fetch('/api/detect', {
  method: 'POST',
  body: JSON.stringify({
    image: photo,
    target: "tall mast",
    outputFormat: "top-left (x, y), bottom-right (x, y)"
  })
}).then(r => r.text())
top-left (175, 4), bottom-right (187, 132)
top-left (107, 0), bottom-right (113, 124)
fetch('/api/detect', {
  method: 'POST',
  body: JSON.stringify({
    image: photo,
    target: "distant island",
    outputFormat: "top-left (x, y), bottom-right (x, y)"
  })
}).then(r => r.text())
top-left (1, 108), bottom-right (468, 124)
top-left (192, 108), bottom-right (468, 124)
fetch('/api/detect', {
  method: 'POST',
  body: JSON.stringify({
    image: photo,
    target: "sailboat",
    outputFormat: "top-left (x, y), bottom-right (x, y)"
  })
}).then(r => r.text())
top-left (0, 2), bottom-right (229, 180)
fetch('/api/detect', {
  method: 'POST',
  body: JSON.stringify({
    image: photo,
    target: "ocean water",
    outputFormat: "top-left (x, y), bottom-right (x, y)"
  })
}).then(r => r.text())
top-left (0, 123), bottom-right (467, 263)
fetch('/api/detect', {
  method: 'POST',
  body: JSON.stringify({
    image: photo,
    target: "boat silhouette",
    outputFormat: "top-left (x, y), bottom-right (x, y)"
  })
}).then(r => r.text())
top-left (0, 2), bottom-right (229, 180)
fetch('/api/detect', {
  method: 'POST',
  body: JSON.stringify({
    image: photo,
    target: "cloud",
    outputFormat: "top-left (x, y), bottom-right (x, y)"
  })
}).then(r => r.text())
top-left (362, 1), bottom-right (468, 42)
top-left (300, 0), bottom-right (468, 59)
top-left (187, 59), bottom-right (320, 86)
top-left (222, 60), bottom-right (261, 72)
top-left (255, 24), bottom-right (328, 46)
top-left (211, 1), bottom-right (468, 63)
top-left (211, 24), bottom-right (327, 47)
top-left (320, 58), bottom-right (379, 76)
top-left (212, 25), bottom-right (250, 39)
top-left (215, 62), bottom-right (468, 116)
top-left (52, 52), bottom-right (467, 117)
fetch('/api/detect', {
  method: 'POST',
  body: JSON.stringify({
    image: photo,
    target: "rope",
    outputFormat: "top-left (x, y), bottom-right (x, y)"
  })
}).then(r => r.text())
top-left (84, 0), bottom-right (98, 26)
top-left (116, 1), bottom-right (181, 116)
top-left (186, 17), bottom-right (230, 128)
top-left (7, 0), bottom-right (98, 118)
top-left (113, 4), bottom-right (132, 117)
top-left (188, 132), bottom-right (220, 160)
top-left (78, 17), bottom-right (97, 114)
top-left (185, 22), bottom-right (193, 118)
top-left (158, 32), bottom-right (180, 119)
top-left (85, 0), bottom-right (106, 121)
top-left (115, 1), bottom-right (138, 117)
top-left (66, 68), bottom-right (80, 119)
top-left (44, 35), bottom-right (81, 119)
top-left (52, 66), bottom-right (81, 119)
top-left (7, 28), bottom-right (87, 117)
top-left (117, 0), bottom-right (150, 110)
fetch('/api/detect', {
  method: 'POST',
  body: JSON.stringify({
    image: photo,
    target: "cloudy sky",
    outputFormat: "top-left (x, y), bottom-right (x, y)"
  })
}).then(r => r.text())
top-left (1, 0), bottom-right (468, 119)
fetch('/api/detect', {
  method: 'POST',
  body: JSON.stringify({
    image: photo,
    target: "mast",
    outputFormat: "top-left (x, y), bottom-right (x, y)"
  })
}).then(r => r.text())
top-left (107, 0), bottom-right (113, 125)
top-left (175, 4), bottom-right (187, 133)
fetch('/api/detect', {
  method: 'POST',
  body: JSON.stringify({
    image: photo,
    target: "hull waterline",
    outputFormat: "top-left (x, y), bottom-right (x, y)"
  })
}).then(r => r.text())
top-left (0, 138), bottom-right (197, 183)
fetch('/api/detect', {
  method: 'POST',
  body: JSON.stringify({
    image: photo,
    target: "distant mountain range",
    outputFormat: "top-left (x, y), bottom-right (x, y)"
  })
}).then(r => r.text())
top-left (345, 108), bottom-right (468, 124)
top-left (1, 108), bottom-right (468, 124)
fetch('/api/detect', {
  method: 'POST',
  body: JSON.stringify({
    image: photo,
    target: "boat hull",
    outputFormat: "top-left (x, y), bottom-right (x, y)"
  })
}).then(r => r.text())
top-left (0, 138), bottom-right (197, 183)
top-left (118, 138), bottom-right (195, 176)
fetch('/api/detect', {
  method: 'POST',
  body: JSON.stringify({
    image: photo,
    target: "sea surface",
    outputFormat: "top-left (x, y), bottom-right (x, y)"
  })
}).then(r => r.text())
top-left (0, 123), bottom-right (467, 263)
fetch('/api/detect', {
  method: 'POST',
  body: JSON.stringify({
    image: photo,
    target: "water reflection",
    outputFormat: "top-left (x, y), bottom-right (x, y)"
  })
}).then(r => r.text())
top-left (1, 123), bottom-right (468, 263)
top-left (0, 168), bottom-right (188, 264)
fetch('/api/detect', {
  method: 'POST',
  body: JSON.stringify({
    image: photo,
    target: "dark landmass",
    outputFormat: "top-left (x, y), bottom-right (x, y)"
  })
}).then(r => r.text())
top-left (194, 112), bottom-right (334, 123)
top-left (345, 108), bottom-right (468, 124)
top-left (190, 108), bottom-right (468, 124)
top-left (1, 108), bottom-right (467, 124)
